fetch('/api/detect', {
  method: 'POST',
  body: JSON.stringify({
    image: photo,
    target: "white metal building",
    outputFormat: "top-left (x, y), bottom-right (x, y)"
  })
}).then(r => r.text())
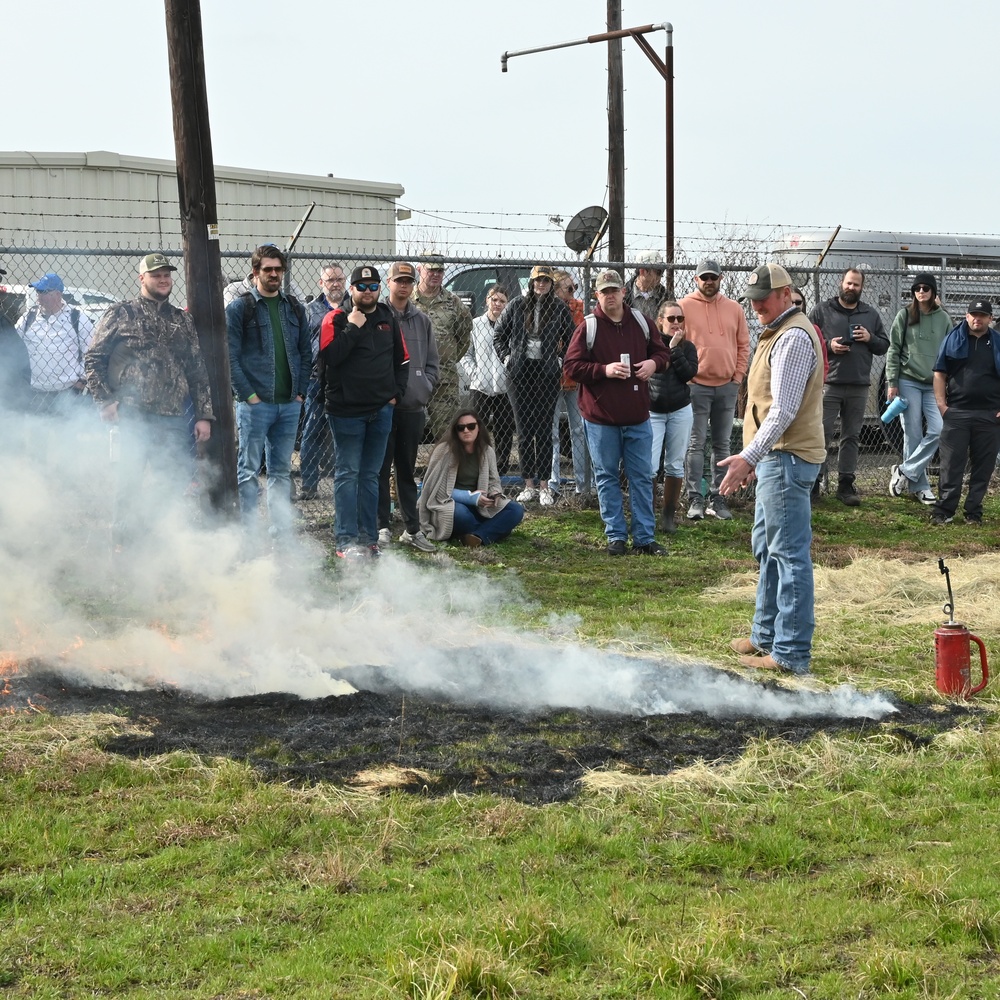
top-left (0, 150), bottom-right (404, 299)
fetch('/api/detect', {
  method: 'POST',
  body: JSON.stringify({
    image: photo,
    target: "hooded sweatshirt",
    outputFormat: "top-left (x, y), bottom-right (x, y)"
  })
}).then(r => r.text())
top-left (678, 290), bottom-right (750, 386)
top-left (885, 304), bottom-right (952, 387)
top-left (563, 305), bottom-right (670, 426)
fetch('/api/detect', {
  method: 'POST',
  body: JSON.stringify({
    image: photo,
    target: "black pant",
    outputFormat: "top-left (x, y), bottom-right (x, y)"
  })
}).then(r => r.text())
top-left (507, 361), bottom-right (559, 483)
top-left (377, 407), bottom-right (426, 532)
top-left (469, 389), bottom-right (515, 474)
top-left (935, 408), bottom-right (1000, 519)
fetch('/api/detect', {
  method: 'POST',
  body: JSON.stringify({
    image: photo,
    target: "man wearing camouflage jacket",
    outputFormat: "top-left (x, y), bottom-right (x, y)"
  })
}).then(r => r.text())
top-left (411, 253), bottom-right (472, 439)
top-left (85, 252), bottom-right (214, 542)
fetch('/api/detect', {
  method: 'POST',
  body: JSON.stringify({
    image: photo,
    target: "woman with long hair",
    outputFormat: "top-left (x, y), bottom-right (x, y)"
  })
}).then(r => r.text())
top-left (886, 273), bottom-right (952, 504)
top-left (649, 300), bottom-right (699, 533)
top-left (494, 265), bottom-right (575, 505)
top-left (548, 269), bottom-right (592, 498)
top-left (459, 283), bottom-right (515, 473)
top-left (417, 408), bottom-right (525, 547)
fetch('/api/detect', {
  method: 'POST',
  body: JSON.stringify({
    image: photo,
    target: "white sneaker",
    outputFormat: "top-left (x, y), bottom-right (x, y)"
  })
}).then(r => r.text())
top-left (377, 528), bottom-right (392, 547)
top-left (516, 487), bottom-right (538, 502)
top-left (400, 529), bottom-right (436, 552)
top-left (914, 489), bottom-right (937, 506)
top-left (539, 487), bottom-right (555, 507)
top-left (889, 464), bottom-right (907, 498)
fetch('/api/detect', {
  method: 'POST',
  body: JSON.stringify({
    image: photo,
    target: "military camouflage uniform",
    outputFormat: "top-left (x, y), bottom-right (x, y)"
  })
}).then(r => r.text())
top-left (411, 287), bottom-right (472, 439)
top-left (85, 296), bottom-right (214, 419)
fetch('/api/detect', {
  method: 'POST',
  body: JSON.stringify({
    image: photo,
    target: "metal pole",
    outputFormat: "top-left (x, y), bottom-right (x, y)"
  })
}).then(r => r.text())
top-left (665, 25), bottom-right (674, 298)
top-left (607, 1), bottom-right (625, 265)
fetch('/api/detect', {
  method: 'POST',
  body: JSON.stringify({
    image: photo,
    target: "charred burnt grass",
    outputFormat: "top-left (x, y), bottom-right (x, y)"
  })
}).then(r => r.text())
top-left (16, 669), bottom-right (977, 804)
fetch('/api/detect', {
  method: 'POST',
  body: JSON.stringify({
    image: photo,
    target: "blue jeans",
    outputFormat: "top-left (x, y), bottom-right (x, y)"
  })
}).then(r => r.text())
top-left (650, 403), bottom-right (693, 479)
top-left (550, 387), bottom-right (592, 493)
top-left (451, 499), bottom-right (525, 545)
top-left (299, 378), bottom-right (334, 491)
top-left (328, 404), bottom-right (393, 548)
top-left (584, 419), bottom-right (655, 545)
top-left (896, 378), bottom-right (942, 493)
top-left (750, 451), bottom-right (820, 674)
top-left (237, 400), bottom-right (302, 534)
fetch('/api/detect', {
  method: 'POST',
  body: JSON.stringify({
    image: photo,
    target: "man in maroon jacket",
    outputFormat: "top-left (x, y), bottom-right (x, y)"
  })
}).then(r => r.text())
top-left (563, 269), bottom-right (671, 555)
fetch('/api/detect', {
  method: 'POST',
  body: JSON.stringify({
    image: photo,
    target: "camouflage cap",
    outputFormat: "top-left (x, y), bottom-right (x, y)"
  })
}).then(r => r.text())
top-left (139, 252), bottom-right (177, 274)
top-left (419, 252), bottom-right (446, 271)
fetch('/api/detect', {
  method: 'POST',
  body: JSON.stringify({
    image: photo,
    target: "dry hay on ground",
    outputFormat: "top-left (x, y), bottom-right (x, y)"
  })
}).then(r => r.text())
top-left (705, 552), bottom-right (1000, 630)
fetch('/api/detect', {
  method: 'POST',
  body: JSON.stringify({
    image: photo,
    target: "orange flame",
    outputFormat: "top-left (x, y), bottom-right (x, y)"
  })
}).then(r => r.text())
top-left (0, 652), bottom-right (19, 704)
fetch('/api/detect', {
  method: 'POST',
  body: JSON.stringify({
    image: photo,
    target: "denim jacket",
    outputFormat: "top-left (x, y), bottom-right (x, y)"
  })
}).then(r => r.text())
top-left (226, 287), bottom-right (312, 402)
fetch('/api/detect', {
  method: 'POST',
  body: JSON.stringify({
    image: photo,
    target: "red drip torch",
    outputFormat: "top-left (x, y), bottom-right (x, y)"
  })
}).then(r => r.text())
top-left (934, 558), bottom-right (989, 698)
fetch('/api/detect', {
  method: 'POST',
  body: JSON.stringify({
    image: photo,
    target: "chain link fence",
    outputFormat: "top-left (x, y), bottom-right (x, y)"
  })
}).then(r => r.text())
top-left (3, 244), bottom-right (998, 521)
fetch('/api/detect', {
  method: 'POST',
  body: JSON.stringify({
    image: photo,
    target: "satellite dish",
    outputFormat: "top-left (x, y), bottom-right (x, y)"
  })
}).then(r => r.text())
top-left (565, 206), bottom-right (609, 254)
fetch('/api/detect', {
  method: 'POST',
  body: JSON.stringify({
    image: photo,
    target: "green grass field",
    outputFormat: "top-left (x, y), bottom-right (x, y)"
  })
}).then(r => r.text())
top-left (2, 490), bottom-right (1000, 998)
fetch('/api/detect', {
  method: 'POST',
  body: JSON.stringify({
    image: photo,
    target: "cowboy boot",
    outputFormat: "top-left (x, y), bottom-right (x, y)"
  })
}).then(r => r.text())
top-left (661, 477), bottom-right (683, 534)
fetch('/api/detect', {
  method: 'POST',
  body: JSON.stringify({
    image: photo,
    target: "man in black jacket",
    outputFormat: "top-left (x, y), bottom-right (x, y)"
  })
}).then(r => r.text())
top-left (319, 265), bottom-right (409, 559)
top-left (809, 268), bottom-right (888, 506)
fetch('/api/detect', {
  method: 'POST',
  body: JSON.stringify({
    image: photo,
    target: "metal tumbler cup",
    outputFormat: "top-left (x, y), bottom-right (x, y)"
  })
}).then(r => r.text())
top-left (881, 395), bottom-right (909, 424)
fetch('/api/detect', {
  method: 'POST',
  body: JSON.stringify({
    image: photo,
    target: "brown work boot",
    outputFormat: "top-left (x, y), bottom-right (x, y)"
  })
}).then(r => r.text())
top-left (730, 637), bottom-right (765, 656)
top-left (660, 477), bottom-right (683, 534)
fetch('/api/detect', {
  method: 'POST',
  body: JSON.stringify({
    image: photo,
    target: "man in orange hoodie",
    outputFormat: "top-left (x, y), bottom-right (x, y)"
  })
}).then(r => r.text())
top-left (680, 259), bottom-right (750, 521)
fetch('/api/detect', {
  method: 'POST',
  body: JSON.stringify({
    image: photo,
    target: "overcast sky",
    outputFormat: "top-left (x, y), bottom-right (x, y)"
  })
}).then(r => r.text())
top-left (4, 0), bottom-right (995, 256)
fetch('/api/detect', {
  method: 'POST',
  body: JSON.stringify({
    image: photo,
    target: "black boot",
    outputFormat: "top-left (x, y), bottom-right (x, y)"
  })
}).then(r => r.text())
top-left (836, 475), bottom-right (860, 507)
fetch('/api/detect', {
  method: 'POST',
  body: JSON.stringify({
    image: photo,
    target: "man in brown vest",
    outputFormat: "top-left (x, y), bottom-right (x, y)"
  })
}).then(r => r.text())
top-left (718, 264), bottom-right (824, 674)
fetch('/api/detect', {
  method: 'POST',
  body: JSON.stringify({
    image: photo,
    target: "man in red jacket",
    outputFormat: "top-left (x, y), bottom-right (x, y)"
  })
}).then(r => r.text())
top-left (563, 269), bottom-right (670, 556)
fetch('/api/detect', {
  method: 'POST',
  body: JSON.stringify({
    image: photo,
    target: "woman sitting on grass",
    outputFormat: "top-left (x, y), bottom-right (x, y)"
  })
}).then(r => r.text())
top-left (418, 409), bottom-right (525, 548)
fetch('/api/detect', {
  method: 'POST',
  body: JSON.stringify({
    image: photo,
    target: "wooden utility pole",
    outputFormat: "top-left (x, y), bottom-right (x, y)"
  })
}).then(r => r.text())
top-left (164, 0), bottom-right (238, 516)
top-left (607, 0), bottom-right (625, 265)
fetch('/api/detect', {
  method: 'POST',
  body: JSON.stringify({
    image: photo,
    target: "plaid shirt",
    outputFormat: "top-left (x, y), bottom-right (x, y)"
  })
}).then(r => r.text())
top-left (742, 309), bottom-right (818, 468)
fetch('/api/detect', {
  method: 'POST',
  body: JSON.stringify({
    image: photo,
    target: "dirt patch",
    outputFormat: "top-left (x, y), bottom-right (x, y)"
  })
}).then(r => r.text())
top-left (6, 668), bottom-right (977, 803)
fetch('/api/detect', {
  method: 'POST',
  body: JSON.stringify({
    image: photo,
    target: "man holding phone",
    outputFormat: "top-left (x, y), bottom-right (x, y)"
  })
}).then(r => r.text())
top-left (809, 267), bottom-right (888, 506)
top-left (319, 265), bottom-right (409, 559)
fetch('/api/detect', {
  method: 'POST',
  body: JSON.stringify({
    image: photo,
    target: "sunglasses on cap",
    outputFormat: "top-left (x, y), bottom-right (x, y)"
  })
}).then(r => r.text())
top-left (355, 282), bottom-right (381, 292)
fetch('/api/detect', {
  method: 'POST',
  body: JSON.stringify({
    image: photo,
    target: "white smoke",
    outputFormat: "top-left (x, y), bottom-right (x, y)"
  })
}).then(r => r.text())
top-left (2, 413), bottom-right (896, 722)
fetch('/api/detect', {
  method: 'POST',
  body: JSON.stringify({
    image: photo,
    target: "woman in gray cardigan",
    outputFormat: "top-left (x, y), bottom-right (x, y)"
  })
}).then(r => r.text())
top-left (418, 409), bottom-right (525, 548)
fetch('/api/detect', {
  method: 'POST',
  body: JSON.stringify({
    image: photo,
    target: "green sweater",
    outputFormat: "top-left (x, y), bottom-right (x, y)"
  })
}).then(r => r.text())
top-left (885, 305), bottom-right (953, 387)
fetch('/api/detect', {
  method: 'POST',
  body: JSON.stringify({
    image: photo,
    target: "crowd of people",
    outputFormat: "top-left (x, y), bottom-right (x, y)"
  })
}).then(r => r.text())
top-left (3, 251), bottom-right (999, 628)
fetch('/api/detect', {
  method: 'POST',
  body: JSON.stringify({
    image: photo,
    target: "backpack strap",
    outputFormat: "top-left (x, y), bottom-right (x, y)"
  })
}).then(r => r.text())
top-left (70, 308), bottom-right (83, 364)
top-left (584, 309), bottom-right (649, 351)
top-left (630, 307), bottom-right (650, 339)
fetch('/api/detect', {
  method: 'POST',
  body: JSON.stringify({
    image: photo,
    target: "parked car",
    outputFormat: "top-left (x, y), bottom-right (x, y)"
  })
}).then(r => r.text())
top-left (444, 264), bottom-right (531, 317)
